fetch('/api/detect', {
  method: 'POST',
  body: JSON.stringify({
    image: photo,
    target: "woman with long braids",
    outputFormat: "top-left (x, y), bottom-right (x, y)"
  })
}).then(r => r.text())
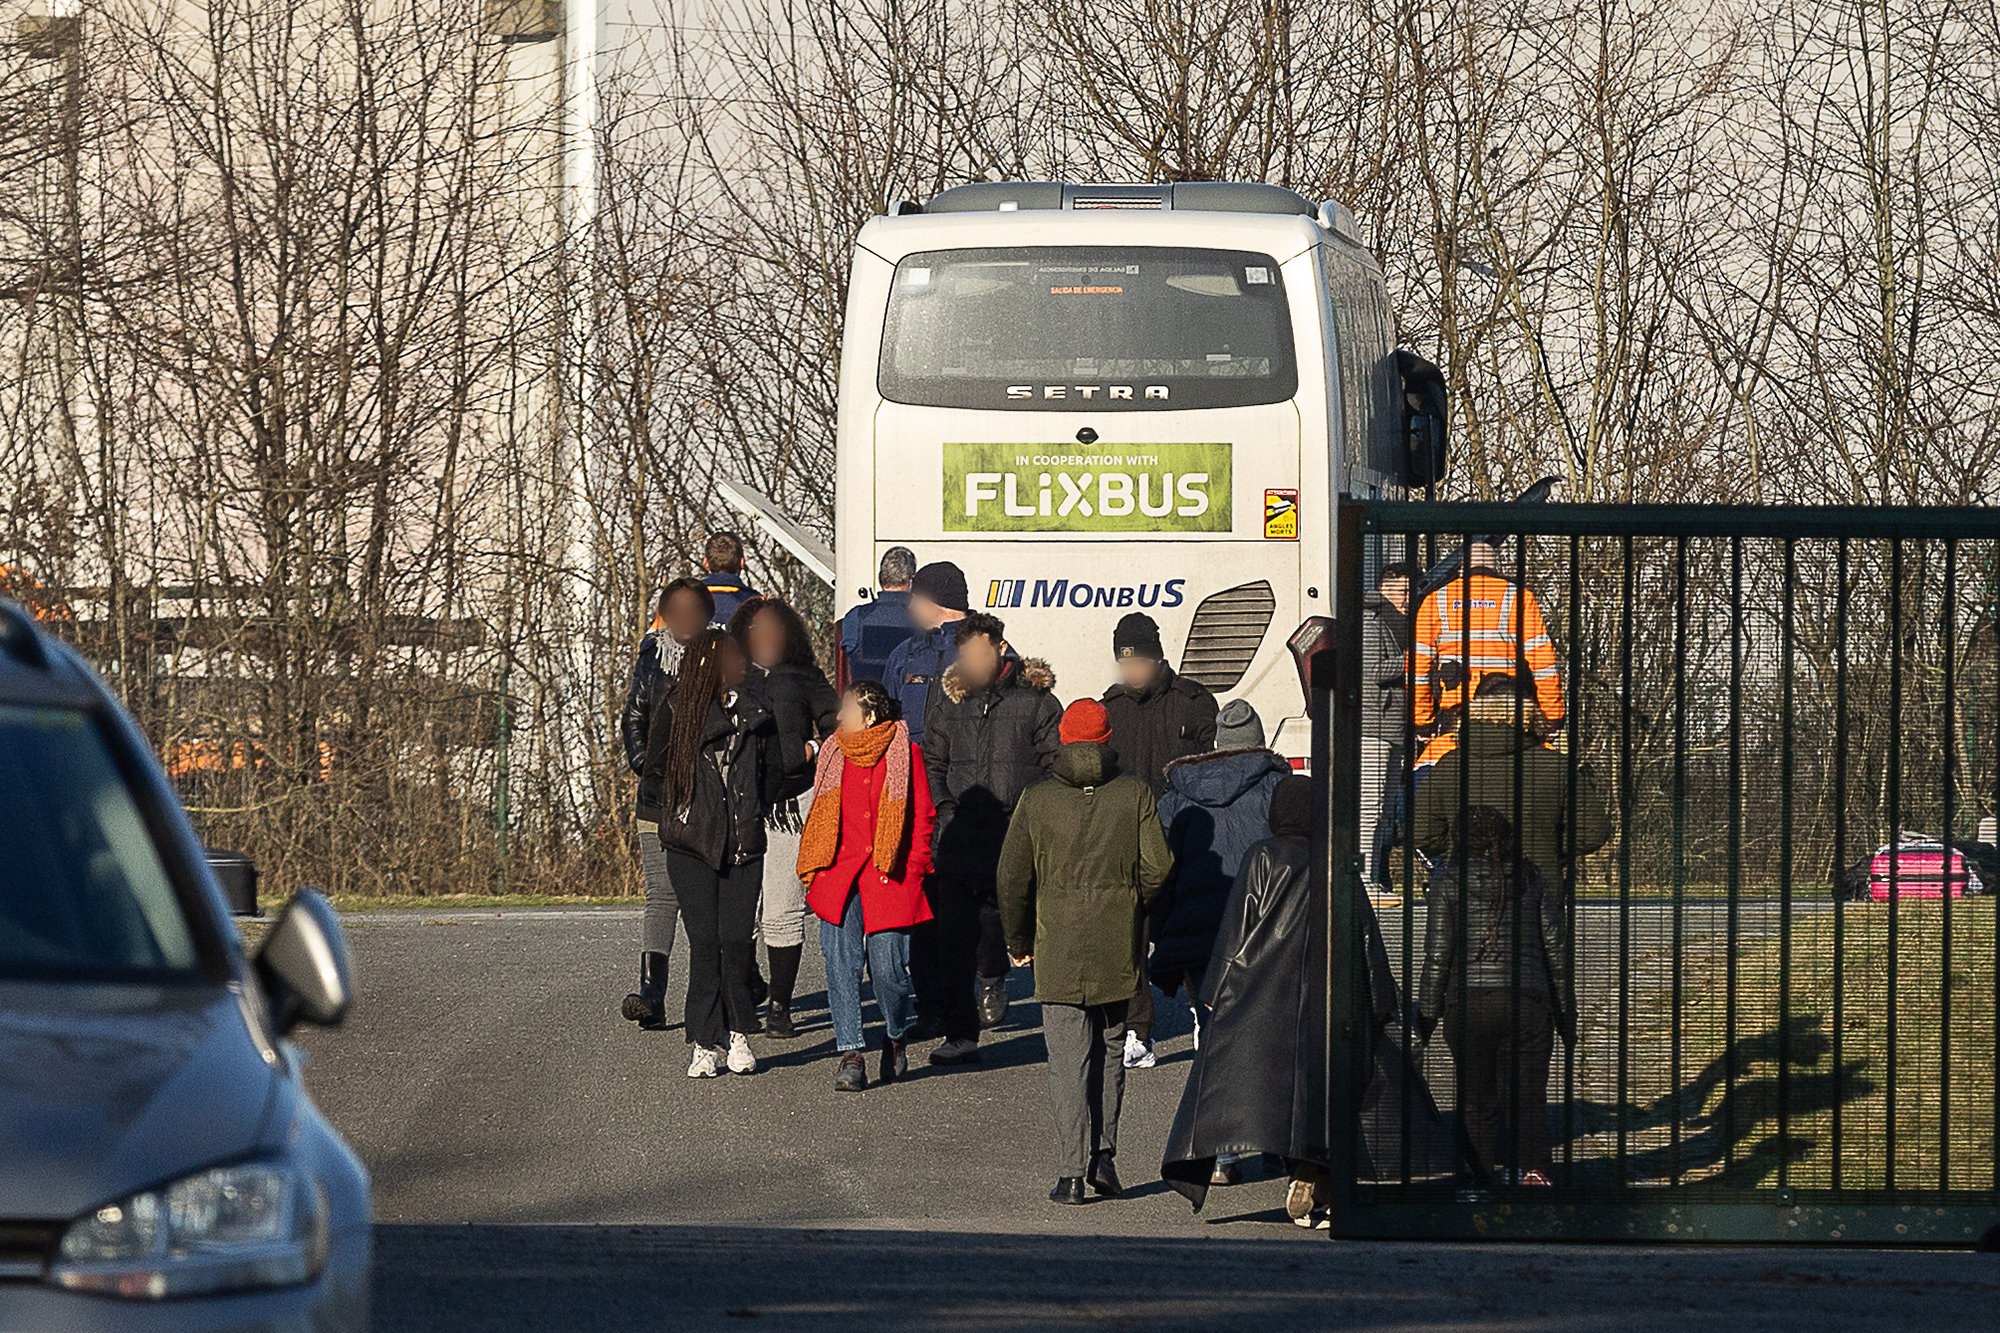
top-left (796, 680), bottom-right (936, 1091)
top-left (642, 627), bottom-right (785, 1078)
top-left (728, 595), bottom-right (839, 1039)
top-left (1415, 802), bottom-right (1572, 1185)
top-left (619, 576), bottom-right (718, 1029)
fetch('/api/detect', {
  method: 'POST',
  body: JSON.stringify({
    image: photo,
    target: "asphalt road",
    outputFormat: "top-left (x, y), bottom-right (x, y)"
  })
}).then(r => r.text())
top-left (295, 906), bottom-right (1998, 1332)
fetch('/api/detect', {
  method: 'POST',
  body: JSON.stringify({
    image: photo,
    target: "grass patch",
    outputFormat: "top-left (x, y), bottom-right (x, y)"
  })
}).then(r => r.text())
top-left (1664, 901), bottom-right (1997, 1191)
top-left (256, 892), bottom-right (644, 914)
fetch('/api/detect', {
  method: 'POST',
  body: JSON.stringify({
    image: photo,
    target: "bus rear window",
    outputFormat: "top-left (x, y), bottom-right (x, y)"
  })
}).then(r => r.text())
top-left (878, 247), bottom-right (1298, 411)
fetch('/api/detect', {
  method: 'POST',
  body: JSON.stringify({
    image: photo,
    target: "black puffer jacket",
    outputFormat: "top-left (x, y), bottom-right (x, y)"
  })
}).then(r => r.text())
top-left (640, 691), bottom-right (784, 870)
top-left (1417, 855), bottom-right (1570, 1036)
top-left (621, 632), bottom-right (688, 820)
top-left (1101, 665), bottom-right (1218, 796)
top-left (744, 660), bottom-right (838, 800)
top-left (924, 654), bottom-right (1061, 886)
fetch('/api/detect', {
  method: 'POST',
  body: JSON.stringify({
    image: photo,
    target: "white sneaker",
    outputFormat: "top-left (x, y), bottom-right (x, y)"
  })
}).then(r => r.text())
top-left (1191, 1005), bottom-right (1202, 1051)
top-left (726, 1031), bottom-right (757, 1075)
top-left (687, 1045), bottom-right (721, 1079)
top-left (1122, 1029), bottom-right (1157, 1069)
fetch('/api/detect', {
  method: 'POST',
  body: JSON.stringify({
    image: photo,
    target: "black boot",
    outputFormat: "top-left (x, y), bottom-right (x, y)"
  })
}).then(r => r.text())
top-left (765, 944), bottom-right (803, 1039)
top-left (880, 1038), bottom-right (908, 1085)
top-left (1088, 1150), bottom-right (1123, 1198)
top-left (1048, 1177), bottom-right (1086, 1205)
top-left (621, 952), bottom-right (668, 1030)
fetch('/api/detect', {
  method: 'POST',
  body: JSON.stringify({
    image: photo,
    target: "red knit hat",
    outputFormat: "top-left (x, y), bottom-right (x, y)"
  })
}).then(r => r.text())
top-left (1060, 698), bottom-right (1113, 745)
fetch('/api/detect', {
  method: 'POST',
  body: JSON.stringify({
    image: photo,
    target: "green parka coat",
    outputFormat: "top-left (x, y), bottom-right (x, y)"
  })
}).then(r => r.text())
top-left (997, 742), bottom-right (1173, 1007)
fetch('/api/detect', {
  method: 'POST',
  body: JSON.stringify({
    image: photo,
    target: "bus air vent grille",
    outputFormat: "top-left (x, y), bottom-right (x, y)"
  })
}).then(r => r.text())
top-left (1179, 580), bottom-right (1277, 692)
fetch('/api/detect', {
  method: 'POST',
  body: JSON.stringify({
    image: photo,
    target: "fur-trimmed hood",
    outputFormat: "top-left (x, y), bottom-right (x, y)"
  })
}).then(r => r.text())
top-left (941, 654), bottom-right (1056, 705)
top-left (1162, 746), bottom-right (1291, 808)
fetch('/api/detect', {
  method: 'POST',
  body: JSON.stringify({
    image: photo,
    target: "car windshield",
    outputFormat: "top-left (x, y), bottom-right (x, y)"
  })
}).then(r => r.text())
top-left (0, 704), bottom-right (198, 981)
top-left (879, 246), bottom-right (1298, 411)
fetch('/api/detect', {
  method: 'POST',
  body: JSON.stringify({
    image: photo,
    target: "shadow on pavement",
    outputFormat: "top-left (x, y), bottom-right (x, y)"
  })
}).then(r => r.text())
top-left (372, 1222), bottom-right (1999, 1333)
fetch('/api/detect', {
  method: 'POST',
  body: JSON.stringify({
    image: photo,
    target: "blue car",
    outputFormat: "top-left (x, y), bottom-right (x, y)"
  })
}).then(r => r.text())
top-left (0, 602), bottom-right (370, 1330)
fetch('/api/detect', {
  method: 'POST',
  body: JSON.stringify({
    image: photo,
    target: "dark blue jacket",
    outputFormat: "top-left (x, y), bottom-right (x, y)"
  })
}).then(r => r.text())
top-left (702, 570), bottom-right (758, 625)
top-left (1150, 746), bottom-right (1291, 990)
top-left (840, 591), bottom-right (913, 690)
top-left (883, 624), bottom-right (957, 744)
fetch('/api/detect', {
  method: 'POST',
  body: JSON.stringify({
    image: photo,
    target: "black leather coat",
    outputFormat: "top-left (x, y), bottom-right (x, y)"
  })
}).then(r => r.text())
top-left (1160, 833), bottom-right (1401, 1210)
top-left (621, 633), bottom-right (685, 820)
top-left (640, 691), bottom-right (783, 870)
top-left (1416, 855), bottom-right (1571, 1035)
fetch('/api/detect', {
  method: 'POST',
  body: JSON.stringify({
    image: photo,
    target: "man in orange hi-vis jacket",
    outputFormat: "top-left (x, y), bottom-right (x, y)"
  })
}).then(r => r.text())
top-left (1410, 541), bottom-right (1564, 770)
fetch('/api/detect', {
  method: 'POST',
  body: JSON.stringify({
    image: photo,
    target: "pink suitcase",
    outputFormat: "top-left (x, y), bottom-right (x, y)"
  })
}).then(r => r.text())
top-left (1868, 843), bottom-right (1977, 900)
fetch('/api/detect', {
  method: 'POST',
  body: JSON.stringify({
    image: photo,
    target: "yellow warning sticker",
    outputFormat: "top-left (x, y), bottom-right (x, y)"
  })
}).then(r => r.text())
top-left (1264, 488), bottom-right (1298, 540)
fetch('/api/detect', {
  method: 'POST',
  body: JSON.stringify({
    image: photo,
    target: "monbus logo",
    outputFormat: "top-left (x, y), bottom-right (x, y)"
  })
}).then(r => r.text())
top-left (942, 441), bottom-right (1232, 534)
top-left (986, 578), bottom-right (1187, 611)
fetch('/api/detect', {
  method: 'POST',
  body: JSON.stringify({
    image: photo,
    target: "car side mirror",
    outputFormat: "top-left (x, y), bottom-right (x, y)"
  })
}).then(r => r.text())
top-left (255, 889), bottom-right (354, 1032)
top-left (1394, 348), bottom-right (1449, 488)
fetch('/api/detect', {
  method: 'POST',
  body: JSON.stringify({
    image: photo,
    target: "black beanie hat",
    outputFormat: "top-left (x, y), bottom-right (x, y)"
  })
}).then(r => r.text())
top-left (910, 561), bottom-right (969, 613)
top-left (1113, 612), bottom-right (1164, 661)
top-left (1268, 775), bottom-right (1313, 837)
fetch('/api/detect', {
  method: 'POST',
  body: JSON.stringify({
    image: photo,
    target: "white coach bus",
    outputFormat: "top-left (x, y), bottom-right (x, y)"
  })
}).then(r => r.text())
top-left (833, 180), bottom-right (1447, 762)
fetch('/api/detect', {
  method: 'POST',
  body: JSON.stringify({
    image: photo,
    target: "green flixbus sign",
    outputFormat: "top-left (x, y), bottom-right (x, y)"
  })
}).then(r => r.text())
top-left (942, 442), bottom-right (1233, 533)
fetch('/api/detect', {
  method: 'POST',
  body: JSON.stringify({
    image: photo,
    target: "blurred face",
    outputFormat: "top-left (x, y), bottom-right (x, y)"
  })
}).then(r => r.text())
top-left (1378, 575), bottom-right (1410, 615)
top-left (716, 634), bottom-right (747, 692)
top-left (1116, 655), bottom-right (1160, 691)
top-left (836, 691), bottom-right (876, 734)
top-left (664, 588), bottom-right (711, 645)
top-left (956, 631), bottom-right (1003, 690)
top-left (908, 591), bottom-right (945, 632)
top-left (744, 606), bottom-right (789, 670)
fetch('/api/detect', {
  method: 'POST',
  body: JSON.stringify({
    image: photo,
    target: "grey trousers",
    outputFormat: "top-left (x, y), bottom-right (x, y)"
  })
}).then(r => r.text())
top-left (756, 792), bottom-right (812, 950)
top-left (636, 821), bottom-right (680, 957)
top-left (1041, 999), bottom-right (1129, 1178)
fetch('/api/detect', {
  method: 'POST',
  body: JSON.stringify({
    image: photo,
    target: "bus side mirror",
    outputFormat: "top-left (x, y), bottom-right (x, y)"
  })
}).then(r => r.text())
top-left (1395, 349), bottom-right (1449, 488)
top-left (1287, 616), bottom-right (1337, 719)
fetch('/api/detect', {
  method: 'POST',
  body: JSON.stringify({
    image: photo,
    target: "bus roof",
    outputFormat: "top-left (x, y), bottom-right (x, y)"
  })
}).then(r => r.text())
top-left (855, 207), bottom-right (1332, 268)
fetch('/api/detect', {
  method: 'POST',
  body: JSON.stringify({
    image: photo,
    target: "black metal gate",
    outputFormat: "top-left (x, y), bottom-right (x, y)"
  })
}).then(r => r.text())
top-left (1316, 500), bottom-right (2000, 1244)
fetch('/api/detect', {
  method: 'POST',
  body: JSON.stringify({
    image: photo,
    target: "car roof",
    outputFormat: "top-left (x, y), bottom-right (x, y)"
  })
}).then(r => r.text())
top-left (0, 601), bottom-right (103, 711)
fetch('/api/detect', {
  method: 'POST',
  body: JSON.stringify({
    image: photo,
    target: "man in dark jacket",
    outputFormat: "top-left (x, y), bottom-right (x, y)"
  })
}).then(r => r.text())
top-left (1135, 702), bottom-right (1288, 1071)
top-left (998, 700), bottom-right (1173, 1204)
top-left (839, 546), bottom-right (917, 687)
top-left (921, 610), bottom-right (1062, 1063)
top-left (1100, 612), bottom-right (1218, 798)
top-left (700, 531), bottom-right (759, 624)
top-left (883, 560), bottom-right (968, 745)
top-left (1410, 674), bottom-right (1611, 880)
top-left (1100, 612), bottom-right (1219, 1064)
top-left (1367, 560), bottom-right (1417, 889)
top-left (1161, 777), bottom-right (1421, 1217)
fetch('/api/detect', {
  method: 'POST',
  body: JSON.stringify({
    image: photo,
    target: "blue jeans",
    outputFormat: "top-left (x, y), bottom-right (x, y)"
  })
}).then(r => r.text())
top-left (821, 889), bottom-right (916, 1052)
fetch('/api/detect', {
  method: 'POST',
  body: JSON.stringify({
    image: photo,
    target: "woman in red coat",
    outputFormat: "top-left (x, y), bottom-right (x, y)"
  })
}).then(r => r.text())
top-left (796, 679), bottom-right (936, 1091)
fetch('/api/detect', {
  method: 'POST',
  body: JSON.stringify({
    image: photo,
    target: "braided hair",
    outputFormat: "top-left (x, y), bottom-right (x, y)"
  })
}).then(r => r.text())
top-left (659, 628), bottom-right (729, 815)
top-left (843, 678), bottom-right (901, 728)
top-left (1457, 804), bottom-right (1523, 956)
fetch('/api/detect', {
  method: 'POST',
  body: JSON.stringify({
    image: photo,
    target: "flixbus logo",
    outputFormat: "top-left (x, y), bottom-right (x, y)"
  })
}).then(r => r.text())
top-left (985, 578), bottom-right (1186, 610)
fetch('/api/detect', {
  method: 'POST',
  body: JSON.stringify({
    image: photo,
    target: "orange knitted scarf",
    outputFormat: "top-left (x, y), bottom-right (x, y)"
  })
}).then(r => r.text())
top-left (795, 720), bottom-right (912, 881)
